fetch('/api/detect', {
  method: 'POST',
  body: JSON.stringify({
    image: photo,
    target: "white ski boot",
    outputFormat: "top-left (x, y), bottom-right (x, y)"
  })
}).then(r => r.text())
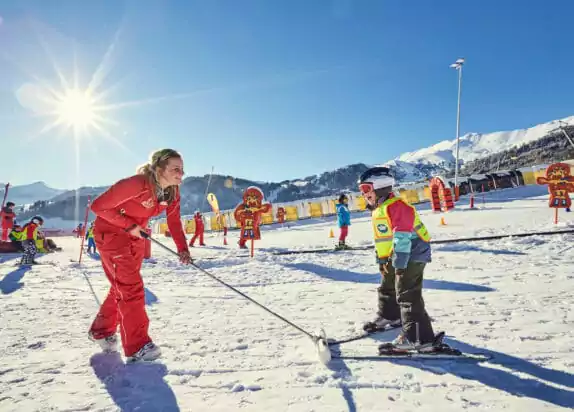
top-left (126, 342), bottom-right (162, 363)
top-left (89, 332), bottom-right (119, 353)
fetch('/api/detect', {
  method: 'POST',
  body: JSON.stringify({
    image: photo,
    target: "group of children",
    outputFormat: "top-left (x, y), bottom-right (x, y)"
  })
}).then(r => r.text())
top-left (0, 200), bottom-right (65, 264)
top-left (8, 216), bottom-right (61, 264)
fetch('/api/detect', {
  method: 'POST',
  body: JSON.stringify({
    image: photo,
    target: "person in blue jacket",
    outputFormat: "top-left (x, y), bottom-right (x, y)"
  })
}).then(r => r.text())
top-left (335, 193), bottom-right (351, 250)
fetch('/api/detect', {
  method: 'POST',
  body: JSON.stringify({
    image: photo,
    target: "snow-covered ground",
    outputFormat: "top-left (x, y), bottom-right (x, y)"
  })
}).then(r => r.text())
top-left (1, 185), bottom-right (573, 411)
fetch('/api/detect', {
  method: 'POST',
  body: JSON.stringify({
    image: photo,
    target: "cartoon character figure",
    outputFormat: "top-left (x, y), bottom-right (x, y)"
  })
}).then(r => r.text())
top-left (536, 163), bottom-right (574, 208)
top-left (276, 207), bottom-right (286, 224)
top-left (233, 186), bottom-right (272, 249)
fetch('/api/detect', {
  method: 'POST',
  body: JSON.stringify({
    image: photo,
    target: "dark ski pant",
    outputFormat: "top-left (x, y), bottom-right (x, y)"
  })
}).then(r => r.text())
top-left (20, 240), bottom-right (37, 264)
top-left (377, 261), bottom-right (434, 344)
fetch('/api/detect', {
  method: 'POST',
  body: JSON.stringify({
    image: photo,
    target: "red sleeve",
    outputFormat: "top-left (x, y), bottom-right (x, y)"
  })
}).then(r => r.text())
top-left (91, 176), bottom-right (146, 230)
top-left (165, 189), bottom-right (189, 253)
top-left (386, 200), bottom-right (415, 233)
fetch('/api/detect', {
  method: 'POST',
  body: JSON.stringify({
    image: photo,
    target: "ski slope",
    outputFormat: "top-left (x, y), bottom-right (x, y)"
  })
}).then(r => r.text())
top-left (1, 185), bottom-right (573, 411)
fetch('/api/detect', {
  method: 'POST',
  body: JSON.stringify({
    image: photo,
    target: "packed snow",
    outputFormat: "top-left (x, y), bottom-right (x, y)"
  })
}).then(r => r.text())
top-left (1, 185), bottom-right (573, 411)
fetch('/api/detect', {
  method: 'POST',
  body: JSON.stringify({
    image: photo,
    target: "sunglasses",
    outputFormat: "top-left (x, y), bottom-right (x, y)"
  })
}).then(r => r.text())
top-left (359, 183), bottom-right (374, 194)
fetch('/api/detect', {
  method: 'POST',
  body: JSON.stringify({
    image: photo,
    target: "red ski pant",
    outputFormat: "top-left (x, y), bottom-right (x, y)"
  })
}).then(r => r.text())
top-left (89, 232), bottom-right (150, 357)
top-left (1, 224), bottom-right (12, 241)
top-left (190, 230), bottom-right (204, 246)
top-left (339, 226), bottom-right (348, 242)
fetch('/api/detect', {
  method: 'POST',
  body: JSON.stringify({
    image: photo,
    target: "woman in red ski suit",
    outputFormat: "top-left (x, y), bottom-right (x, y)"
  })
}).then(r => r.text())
top-left (88, 149), bottom-right (192, 363)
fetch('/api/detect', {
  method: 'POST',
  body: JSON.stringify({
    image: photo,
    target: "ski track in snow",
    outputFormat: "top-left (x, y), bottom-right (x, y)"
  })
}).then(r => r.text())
top-left (1, 186), bottom-right (573, 411)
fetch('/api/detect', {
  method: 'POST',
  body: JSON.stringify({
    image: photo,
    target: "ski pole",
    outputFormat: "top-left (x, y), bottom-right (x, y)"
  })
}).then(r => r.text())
top-left (140, 231), bottom-right (315, 340)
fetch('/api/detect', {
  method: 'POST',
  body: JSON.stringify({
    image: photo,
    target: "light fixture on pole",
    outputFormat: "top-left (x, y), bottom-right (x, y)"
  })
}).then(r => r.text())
top-left (450, 57), bottom-right (465, 198)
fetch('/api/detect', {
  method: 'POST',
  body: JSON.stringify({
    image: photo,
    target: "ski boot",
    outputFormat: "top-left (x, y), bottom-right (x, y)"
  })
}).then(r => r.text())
top-left (89, 332), bottom-right (119, 353)
top-left (126, 342), bottom-right (162, 363)
top-left (335, 241), bottom-right (351, 251)
top-left (378, 331), bottom-right (460, 355)
top-left (363, 317), bottom-right (401, 333)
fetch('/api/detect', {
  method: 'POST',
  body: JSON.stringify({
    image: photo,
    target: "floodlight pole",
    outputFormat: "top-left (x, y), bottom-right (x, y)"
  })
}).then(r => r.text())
top-left (450, 58), bottom-right (465, 195)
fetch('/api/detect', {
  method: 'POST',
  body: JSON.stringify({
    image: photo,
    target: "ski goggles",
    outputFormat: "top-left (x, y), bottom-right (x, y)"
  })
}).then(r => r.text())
top-left (359, 183), bottom-right (374, 194)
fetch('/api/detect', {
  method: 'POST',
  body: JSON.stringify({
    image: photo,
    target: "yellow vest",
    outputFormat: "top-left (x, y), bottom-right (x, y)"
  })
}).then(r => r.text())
top-left (35, 238), bottom-right (47, 253)
top-left (372, 196), bottom-right (431, 258)
top-left (87, 227), bottom-right (94, 238)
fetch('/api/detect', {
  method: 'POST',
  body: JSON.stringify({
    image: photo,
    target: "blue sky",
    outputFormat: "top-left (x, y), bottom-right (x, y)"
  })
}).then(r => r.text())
top-left (1, 0), bottom-right (573, 189)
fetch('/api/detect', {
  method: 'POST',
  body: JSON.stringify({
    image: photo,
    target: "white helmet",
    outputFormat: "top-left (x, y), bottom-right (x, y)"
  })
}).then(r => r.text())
top-left (358, 167), bottom-right (395, 191)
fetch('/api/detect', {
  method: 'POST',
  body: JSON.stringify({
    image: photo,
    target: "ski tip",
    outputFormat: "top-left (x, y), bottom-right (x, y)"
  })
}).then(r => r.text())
top-left (313, 330), bottom-right (332, 365)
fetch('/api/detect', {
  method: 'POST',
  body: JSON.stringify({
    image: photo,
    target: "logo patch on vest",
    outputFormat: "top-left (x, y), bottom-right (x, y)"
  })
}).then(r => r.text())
top-left (376, 223), bottom-right (389, 234)
top-left (141, 198), bottom-right (155, 208)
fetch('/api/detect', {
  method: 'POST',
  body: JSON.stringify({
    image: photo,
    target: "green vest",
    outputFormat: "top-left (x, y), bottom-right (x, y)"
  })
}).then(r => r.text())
top-left (372, 196), bottom-right (431, 258)
top-left (9, 230), bottom-right (25, 242)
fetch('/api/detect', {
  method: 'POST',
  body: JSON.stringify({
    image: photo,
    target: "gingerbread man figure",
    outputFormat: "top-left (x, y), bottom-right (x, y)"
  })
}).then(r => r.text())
top-left (276, 207), bottom-right (286, 224)
top-left (536, 163), bottom-right (574, 208)
top-left (234, 186), bottom-right (272, 249)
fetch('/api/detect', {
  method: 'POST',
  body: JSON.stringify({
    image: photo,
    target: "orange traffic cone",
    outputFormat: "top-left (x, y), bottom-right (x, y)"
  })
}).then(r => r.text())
top-left (440, 217), bottom-right (447, 226)
top-left (329, 228), bottom-right (335, 238)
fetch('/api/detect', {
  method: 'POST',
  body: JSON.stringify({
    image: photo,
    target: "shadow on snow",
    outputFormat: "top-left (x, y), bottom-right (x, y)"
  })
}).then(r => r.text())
top-left (435, 243), bottom-right (527, 255)
top-left (0, 266), bottom-right (32, 294)
top-left (334, 337), bottom-right (574, 409)
top-left (144, 288), bottom-right (158, 306)
top-left (90, 352), bottom-right (180, 412)
top-left (282, 262), bottom-right (495, 292)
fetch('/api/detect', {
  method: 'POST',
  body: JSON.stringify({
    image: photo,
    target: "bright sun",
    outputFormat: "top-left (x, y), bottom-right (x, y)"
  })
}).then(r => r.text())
top-left (56, 89), bottom-right (96, 130)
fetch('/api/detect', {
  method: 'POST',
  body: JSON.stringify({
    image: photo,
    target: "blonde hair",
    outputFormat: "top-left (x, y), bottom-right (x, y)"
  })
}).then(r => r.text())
top-left (137, 148), bottom-right (182, 204)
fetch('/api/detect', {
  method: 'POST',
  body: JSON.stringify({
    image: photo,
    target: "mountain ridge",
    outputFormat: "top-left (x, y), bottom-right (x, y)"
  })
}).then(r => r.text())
top-left (6, 113), bottom-right (574, 224)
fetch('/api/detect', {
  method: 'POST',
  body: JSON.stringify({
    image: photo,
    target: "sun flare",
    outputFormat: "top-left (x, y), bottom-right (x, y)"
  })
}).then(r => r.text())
top-left (56, 89), bottom-right (96, 130)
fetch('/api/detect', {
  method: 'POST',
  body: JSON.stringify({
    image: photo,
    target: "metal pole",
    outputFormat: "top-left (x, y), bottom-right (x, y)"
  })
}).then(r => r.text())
top-left (454, 64), bottom-right (463, 190)
top-left (201, 166), bottom-right (215, 212)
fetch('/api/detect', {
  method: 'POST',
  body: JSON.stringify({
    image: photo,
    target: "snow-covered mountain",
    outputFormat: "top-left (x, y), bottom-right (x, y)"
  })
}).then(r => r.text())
top-left (396, 115), bottom-right (574, 167)
top-left (0, 181), bottom-right (66, 207)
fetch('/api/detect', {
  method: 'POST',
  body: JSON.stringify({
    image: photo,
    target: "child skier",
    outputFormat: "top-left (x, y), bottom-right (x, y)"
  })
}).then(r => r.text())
top-left (86, 222), bottom-right (96, 253)
top-left (335, 194), bottom-right (351, 250)
top-left (9, 224), bottom-right (24, 251)
top-left (358, 166), bottom-right (442, 353)
top-left (20, 216), bottom-right (43, 265)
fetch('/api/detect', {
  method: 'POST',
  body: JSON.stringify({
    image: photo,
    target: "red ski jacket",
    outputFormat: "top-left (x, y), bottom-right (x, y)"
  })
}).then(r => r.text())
top-left (193, 214), bottom-right (204, 231)
top-left (1, 207), bottom-right (15, 228)
top-left (91, 174), bottom-right (189, 253)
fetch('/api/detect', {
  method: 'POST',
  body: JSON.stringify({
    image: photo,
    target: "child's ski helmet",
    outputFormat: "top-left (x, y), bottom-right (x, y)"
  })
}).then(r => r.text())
top-left (358, 167), bottom-right (395, 205)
